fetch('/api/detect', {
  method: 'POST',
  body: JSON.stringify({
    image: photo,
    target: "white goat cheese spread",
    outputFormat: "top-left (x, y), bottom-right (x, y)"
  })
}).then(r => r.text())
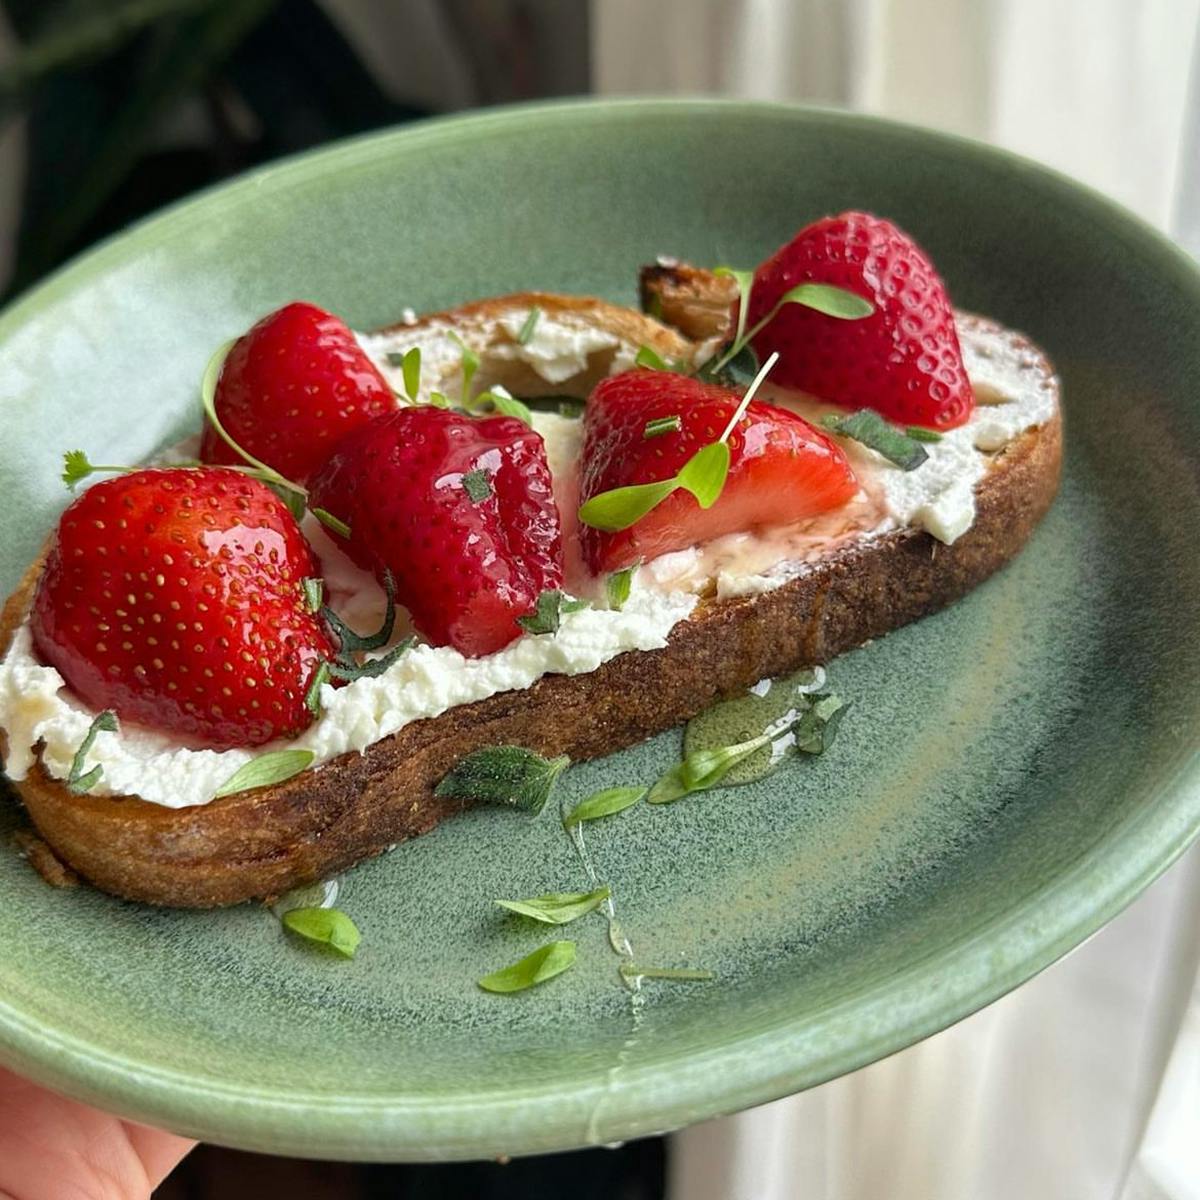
top-left (0, 310), bottom-right (1054, 806)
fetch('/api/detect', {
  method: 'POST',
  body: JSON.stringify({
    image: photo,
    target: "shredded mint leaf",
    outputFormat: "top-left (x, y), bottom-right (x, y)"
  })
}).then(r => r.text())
top-left (905, 425), bottom-right (943, 443)
top-left (619, 963), bottom-right (714, 982)
top-left (302, 577), bottom-right (324, 614)
top-left (562, 786), bottom-right (646, 827)
top-left (478, 940), bottom-right (576, 993)
top-left (697, 341), bottom-right (759, 388)
top-left (282, 907), bottom-right (361, 959)
top-left (643, 415), bottom-right (681, 439)
top-left (327, 636), bottom-right (415, 683)
top-left (323, 571), bottom-right (397, 655)
top-left (517, 589), bottom-right (588, 636)
top-left (517, 306), bottom-right (542, 345)
top-left (495, 885), bottom-right (611, 925)
top-left (606, 564), bottom-right (637, 611)
top-left (67, 710), bottom-right (118, 793)
top-left (435, 746), bottom-right (570, 815)
top-left (214, 749), bottom-right (315, 799)
top-left (462, 467), bottom-right (492, 503)
top-left (821, 409), bottom-right (929, 471)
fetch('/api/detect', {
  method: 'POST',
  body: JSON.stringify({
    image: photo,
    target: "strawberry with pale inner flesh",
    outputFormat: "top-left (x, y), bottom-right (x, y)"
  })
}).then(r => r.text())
top-left (578, 368), bottom-right (858, 574)
top-left (32, 468), bottom-right (335, 750)
top-left (308, 407), bottom-right (564, 658)
top-left (200, 301), bottom-right (395, 483)
top-left (744, 211), bottom-right (974, 429)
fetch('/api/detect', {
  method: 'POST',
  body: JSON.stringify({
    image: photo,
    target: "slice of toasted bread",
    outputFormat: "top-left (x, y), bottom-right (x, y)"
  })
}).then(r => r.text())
top-left (0, 291), bottom-right (1061, 906)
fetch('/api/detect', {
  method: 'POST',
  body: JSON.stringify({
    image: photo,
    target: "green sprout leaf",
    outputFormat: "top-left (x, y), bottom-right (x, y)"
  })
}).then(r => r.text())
top-left (494, 885), bottom-right (611, 925)
top-left (714, 265), bottom-right (754, 350)
top-left (66, 710), bottom-right (118, 794)
top-left (401, 346), bottom-right (422, 402)
top-left (281, 907), bottom-right (361, 959)
top-left (634, 344), bottom-right (685, 373)
top-left (517, 306), bottom-right (542, 345)
top-left (821, 409), bottom-right (930, 471)
top-left (618, 963), bottom-right (715, 983)
top-left (477, 941), bottom-right (577, 993)
top-left (562, 786), bottom-right (646, 827)
top-left (462, 467), bottom-right (492, 503)
top-left (448, 332), bottom-right (479, 406)
top-left (434, 746), bottom-right (570, 815)
top-left (213, 749), bottom-right (315, 799)
top-left (473, 385), bottom-right (534, 427)
top-left (777, 281), bottom-right (874, 320)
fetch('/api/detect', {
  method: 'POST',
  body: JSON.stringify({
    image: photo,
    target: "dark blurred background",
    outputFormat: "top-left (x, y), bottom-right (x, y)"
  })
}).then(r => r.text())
top-left (0, 0), bottom-right (589, 300)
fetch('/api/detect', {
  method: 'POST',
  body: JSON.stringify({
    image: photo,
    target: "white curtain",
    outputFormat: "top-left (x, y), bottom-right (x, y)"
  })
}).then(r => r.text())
top-left (592, 3), bottom-right (1200, 1197)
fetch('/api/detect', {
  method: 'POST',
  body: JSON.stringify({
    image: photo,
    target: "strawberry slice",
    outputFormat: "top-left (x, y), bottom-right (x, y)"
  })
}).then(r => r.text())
top-left (32, 468), bottom-right (335, 750)
top-left (578, 369), bottom-right (858, 574)
top-left (744, 211), bottom-right (974, 429)
top-left (308, 408), bottom-right (564, 657)
top-left (200, 302), bottom-right (395, 483)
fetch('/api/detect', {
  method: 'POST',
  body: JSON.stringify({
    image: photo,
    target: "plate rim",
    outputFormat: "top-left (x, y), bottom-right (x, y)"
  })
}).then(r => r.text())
top-left (2, 95), bottom-right (1200, 1160)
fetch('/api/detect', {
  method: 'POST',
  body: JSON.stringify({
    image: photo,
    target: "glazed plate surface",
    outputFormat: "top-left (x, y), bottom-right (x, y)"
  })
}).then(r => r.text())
top-left (1, 100), bottom-right (1199, 1160)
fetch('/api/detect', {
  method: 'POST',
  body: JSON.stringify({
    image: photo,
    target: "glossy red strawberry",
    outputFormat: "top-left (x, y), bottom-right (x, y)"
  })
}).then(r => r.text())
top-left (31, 468), bottom-right (335, 750)
top-left (200, 302), bottom-right (394, 483)
top-left (578, 369), bottom-right (858, 574)
top-left (744, 211), bottom-right (974, 429)
top-left (309, 408), bottom-right (563, 657)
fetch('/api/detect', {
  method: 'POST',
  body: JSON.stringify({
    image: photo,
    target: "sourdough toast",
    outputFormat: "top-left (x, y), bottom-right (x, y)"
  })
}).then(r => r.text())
top-left (0, 291), bottom-right (1061, 907)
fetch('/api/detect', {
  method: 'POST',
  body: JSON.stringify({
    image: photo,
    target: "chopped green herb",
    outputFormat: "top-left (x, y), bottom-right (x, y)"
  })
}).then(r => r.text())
top-left (214, 749), bottom-right (315, 799)
top-left (821, 409), bottom-right (930, 471)
top-left (302, 577), bottom-right (324, 614)
top-left (643, 415), bottom-right (682, 439)
top-left (448, 332), bottom-right (479, 406)
top-left (517, 306), bottom-right (542, 345)
top-left (473, 386), bottom-right (534, 427)
top-left (634, 344), bottom-right (684, 373)
top-left (605, 564), bottom-right (638, 611)
top-left (66, 710), bottom-right (118, 793)
top-left (478, 940), bottom-right (576, 993)
top-left (462, 467), bottom-right (492, 503)
top-left (400, 346), bottom-right (422, 402)
top-left (304, 660), bottom-right (331, 715)
top-left (281, 907), bottom-right (361, 959)
top-left (495, 885), bottom-right (611, 925)
top-left (435, 746), bottom-right (570, 815)
top-left (516, 589), bottom-right (589, 636)
top-left (311, 507), bottom-right (351, 538)
top-left (562, 786), bottom-right (646, 827)
top-left (618, 963), bottom-right (714, 983)
top-left (905, 425), bottom-right (943, 443)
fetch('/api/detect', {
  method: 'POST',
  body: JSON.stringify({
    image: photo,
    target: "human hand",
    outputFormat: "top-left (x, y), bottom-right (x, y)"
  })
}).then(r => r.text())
top-left (0, 1067), bottom-right (195, 1200)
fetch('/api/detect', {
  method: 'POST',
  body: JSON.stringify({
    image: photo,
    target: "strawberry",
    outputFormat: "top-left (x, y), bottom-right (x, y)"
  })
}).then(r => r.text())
top-left (31, 468), bottom-right (335, 750)
top-left (200, 302), bottom-right (395, 483)
top-left (578, 369), bottom-right (858, 574)
top-left (744, 211), bottom-right (974, 429)
top-left (308, 408), bottom-right (564, 658)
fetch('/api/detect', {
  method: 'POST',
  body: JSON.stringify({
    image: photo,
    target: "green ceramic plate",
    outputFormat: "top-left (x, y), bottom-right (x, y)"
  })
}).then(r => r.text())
top-left (1, 100), bottom-right (1199, 1162)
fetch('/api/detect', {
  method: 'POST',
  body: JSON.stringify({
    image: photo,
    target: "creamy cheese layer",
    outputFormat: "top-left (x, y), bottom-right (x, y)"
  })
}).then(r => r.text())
top-left (0, 310), bottom-right (1055, 807)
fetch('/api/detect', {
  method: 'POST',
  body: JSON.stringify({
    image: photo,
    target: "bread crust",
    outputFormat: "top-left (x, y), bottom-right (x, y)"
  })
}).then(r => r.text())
top-left (0, 297), bottom-right (1062, 907)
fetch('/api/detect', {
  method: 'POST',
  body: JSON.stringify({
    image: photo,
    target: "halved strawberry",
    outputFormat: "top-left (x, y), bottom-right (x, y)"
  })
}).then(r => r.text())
top-left (32, 468), bottom-right (335, 749)
top-left (744, 211), bottom-right (974, 429)
top-left (308, 408), bottom-right (564, 657)
top-left (578, 369), bottom-right (858, 574)
top-left (200, 302), bottom-right (395, 483)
